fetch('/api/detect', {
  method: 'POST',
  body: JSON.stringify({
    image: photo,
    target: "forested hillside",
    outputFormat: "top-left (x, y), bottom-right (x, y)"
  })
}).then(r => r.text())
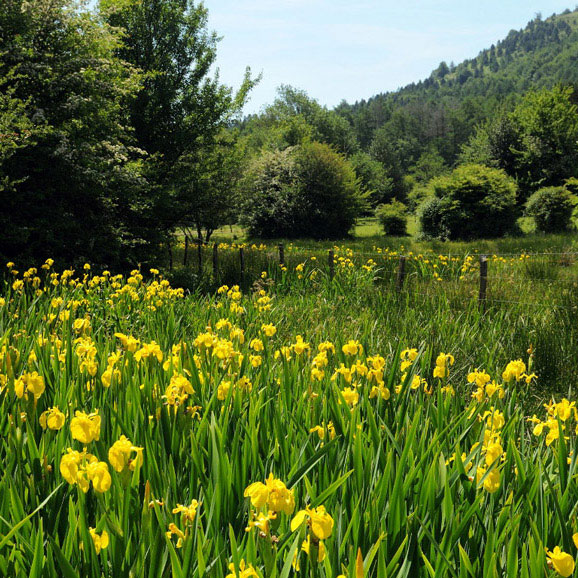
top-left (2, 2), bottom-right (578, 265)
top-left (336, 8), bottom-right (578, 158)
top-left (236, 8), bottom-right (578, 224)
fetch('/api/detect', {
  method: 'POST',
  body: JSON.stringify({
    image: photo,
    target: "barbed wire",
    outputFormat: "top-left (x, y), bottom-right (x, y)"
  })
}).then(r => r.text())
top-left (487, 275), bottom-right (578, 284)
top-left (186, 242), bottom-right (578, 257)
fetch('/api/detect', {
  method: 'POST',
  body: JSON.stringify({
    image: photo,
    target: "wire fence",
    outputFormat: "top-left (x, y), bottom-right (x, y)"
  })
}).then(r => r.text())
top-left (172, 241), bottom-right (578, 312)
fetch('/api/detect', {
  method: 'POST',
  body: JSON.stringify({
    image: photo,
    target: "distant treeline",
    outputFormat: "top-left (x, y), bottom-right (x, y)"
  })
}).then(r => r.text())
top-left (2, 2), bottom-right (578, 268)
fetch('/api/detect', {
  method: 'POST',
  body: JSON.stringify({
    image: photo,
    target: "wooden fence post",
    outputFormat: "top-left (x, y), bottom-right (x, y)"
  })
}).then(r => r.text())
top-left (168, 240), bottom-right (173, 271)
top-left (396, 256), bottom-right (406, 292)
top-left (278, 243), bottom-right (285, 267)
top-left (197, 239), bottom-right (203, 274)
top-left (183, 235), bottom-right (189, 266)
top-left (239, 247), bottom-right (245, 283)
top-left (328, 249), bottom-right (335, 280)
top-left (212, 243), bottom-right (219, 280)
top-left (479, 255), bottom-right (488, 311)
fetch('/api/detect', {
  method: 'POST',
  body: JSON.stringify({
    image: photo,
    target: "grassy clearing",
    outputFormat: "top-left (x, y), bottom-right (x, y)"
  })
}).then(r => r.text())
top-left (1, 257), bottom-right (578, 576)
top-left (204, 218), bottom-right (574, 257)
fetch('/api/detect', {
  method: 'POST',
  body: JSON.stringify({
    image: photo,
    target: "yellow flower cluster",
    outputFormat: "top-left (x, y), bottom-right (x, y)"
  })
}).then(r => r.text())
top-left (291, 505), bottom-right (334, 566)
top-left (75, 336), bottom-right (98, 377)
top-left (101, 351), bottom-right (121, 388)
top-left (530, 398), bottom-right (577, 446)
top-left (433, 352), bottom-right (454, 379)
top-left (14, 371), bottom-right (45, 401)
top-left (468, 369), bottom-right (505, 402)
top-left (39, 407), bottom-right (65, 430)
top-left (166, 500), bottom-right (201, 548)
top-left (108, 435), bottom-right (143, 472)
top-left (244, 474), bottom-right (295, 516)
top-left (60, 449), bottom-right (111, 493)
top-left (70, 410), bottom-right (101, 444)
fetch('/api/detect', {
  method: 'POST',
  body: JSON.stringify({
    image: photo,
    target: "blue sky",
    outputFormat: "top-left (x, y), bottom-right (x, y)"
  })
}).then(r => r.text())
top-left (204, 0), bottom-right (575, 114)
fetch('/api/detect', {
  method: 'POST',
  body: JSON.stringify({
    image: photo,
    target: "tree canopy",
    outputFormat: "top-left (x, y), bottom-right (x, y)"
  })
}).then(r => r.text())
top-left (0, 0), bottom-right (144, 264)
top-left (0, 0), bottom-right (256, 265)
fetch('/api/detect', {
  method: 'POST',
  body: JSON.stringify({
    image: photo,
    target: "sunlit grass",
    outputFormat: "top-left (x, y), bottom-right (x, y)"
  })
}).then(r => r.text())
top-left (1, 258), bottom-right (578, 576)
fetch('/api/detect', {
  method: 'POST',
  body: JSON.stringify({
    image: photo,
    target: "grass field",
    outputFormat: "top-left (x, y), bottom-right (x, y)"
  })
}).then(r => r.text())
top-left (2, 251), bottom-right (578, 576)
top-left (208, 216), bottom-right (540, 243)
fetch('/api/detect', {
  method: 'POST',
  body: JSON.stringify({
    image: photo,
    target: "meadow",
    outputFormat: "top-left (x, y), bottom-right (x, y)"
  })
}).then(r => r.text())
top-left (2, 242), bottom-right (578, 577)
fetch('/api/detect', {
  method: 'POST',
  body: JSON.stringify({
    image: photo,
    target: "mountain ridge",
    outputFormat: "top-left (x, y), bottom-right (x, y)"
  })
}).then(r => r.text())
top-left (335, 8), bottom-right (578, 155)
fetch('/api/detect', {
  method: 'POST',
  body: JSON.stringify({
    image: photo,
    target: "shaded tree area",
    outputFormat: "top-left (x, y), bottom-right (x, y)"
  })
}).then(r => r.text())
top-left (3, 2), bottom-right (578, 259)
top-left (0, 0), bottom-right (256, 267)
top-left (0, 0), bottom-right (145, 265)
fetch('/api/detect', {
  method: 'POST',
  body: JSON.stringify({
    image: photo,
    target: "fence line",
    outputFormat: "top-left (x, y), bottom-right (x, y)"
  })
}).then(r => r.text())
top-left (183, 239), bottom-right (578, 259)
top-left (180, 244), bottom-right (578, 312)
top-left (487, 275), bottom-right (578, 284)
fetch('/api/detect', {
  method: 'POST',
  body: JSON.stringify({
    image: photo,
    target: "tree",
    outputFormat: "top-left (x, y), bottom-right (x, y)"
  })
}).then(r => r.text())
top-left (418, 164), bottom-right (518, 240)
top-left (172, 130), bottom-right (245, 242)
top-left (350, 151), bottom-right (395, 209)
top-left (509, 86), bottom-right (578, 196)
top-left (102, 0), bottom-right (255, 165)
top-left (0, 88), bottom-right (35, 192)
top-left (253, 86), bottom-right (359, 155)
top-left (526, 186), bottom-right (574, 232)
top-left (369, 128), bottom-right (408, 201)
top-left (293, 142), bottom-right (364, 238)
top-left (0, 0), bottom-right (145, 265)
top-left (101, 0), bottom-right (258, 243)
top-left (461, 87), bottom-right (578, 201)
top-left (410, 148), bottom-right (448, 185)
top-left (241, 142), bottom-right (364, 239)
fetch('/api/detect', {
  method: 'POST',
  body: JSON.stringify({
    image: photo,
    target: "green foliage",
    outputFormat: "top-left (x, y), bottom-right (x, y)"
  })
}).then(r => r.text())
top-left (525, 186), bottom-right (575, 233)
top-left (239, 86), bottom-right (359, 156)
top-left (564, 177), bottom-right (578, 196)
top-left (375, 200), bottom-right (408, 236)
top-left (409, 148), bottom-right (449, 185)
top-left (294, 142), bottom-right (364, 238)
top-left (510, 87), bottom-right (578, 196)
top-left (368, 127), bottom-right (409, 201)
top-left (241, 142), bottom-right (364, 239)
top-left (418, 164), bottom-right (519, 240)
top-left (349, 151), bottom-right (394, 209)
top-left (462, 86), bottom-right (578, 201)
top-left (406, 185), bottom-right (433, 214)
top-left (172, 130), bottom-right (245, 242)
top-left (0, 0), bottom-right (146, 265)
top-left (417, 197), bottom-right (448, 240)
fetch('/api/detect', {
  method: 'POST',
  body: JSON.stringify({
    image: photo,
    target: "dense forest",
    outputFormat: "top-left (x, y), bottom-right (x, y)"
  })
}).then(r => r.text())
top-left (2, 2), bottom-right (578, 266)
top-left (238, 8), bottom-right (578, 207)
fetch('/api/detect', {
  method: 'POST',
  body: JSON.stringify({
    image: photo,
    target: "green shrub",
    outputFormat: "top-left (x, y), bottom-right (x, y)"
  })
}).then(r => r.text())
top-left (417, 197), bottom-right (449, 240)
top-left (418, 164), bottom-right (518, 240)
top-left (526, 186), bottom-right (574, 233)
top-left (376, 200), bottom-right (408, 236)
top-left (241, 142), bottom-right (364, 239)
top-left (406, 185), bottom-right (433, 213)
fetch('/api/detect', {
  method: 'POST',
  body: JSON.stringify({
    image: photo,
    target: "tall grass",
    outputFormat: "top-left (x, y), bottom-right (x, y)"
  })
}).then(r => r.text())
top-left (1, 259), bottom-right (578, 576)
